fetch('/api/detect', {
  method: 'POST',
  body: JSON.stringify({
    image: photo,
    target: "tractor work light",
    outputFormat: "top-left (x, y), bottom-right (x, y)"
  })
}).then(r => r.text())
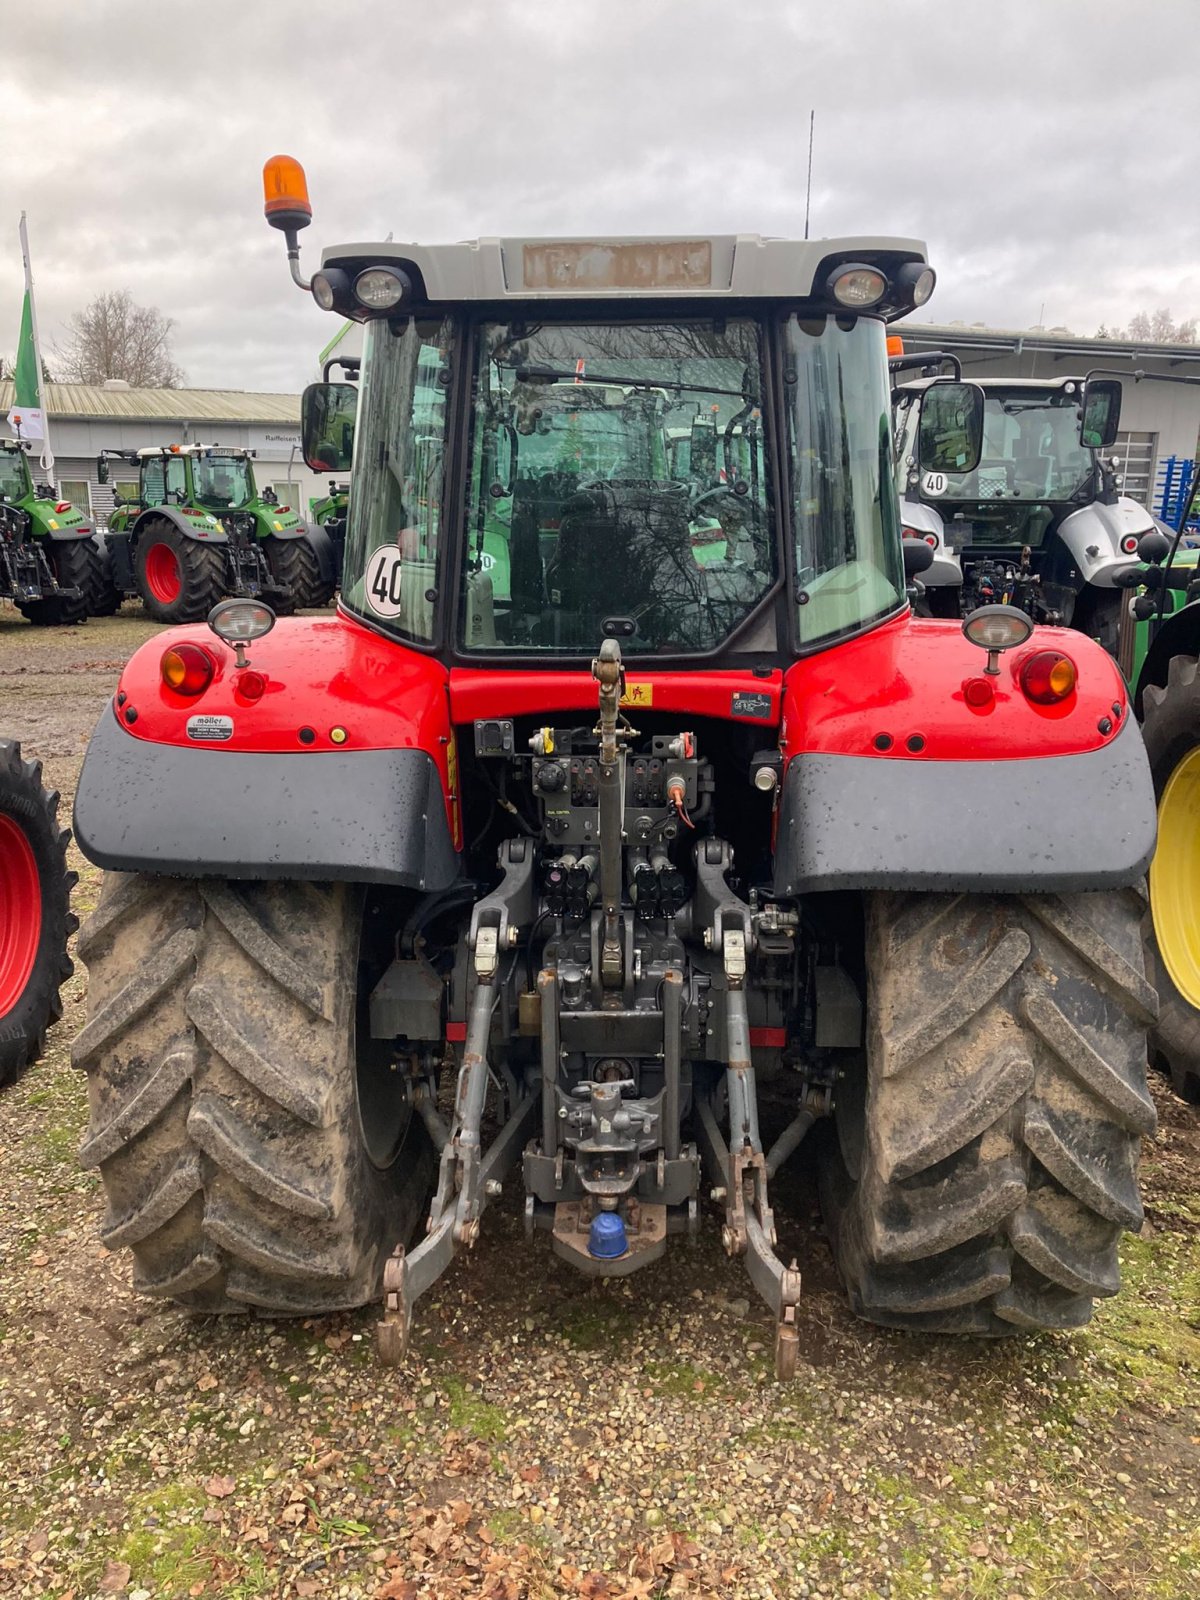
top-left (160, 642), bottom-right (215, 698)
top-left (354, 266), bottom-right (411, 312)
top-left (897, 262), bottom-right (936, 307)
top-left (1019, 649), bottom-right (1077, 706)
top-left (962, 604), bottom-right (1034, 676)
top-left (311, 270), bottom-right (347, 312)
top-left (208, 599), bottom-right (276, 668)
top-left (828, 264), bottom-right (887, 309)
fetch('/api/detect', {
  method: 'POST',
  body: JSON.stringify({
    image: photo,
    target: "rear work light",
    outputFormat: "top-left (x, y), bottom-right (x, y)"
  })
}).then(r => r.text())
top-left (54, 501), bottom-right (71, 513)
top-left (161, 642), bottom-right (215, 697)
top-left (1019, 649), bottom-right (1077, 705)
top-left (828, 264), bottom-right (887, 309)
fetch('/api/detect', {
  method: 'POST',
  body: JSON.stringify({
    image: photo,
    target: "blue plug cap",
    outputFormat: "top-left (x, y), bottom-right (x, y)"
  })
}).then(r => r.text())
top-left (588, 1211), bottom-right (629, 1259)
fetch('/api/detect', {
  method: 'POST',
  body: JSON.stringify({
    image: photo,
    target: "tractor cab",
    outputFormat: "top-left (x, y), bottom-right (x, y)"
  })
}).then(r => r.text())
top-left (894, 374), bottom-right (1152, 652)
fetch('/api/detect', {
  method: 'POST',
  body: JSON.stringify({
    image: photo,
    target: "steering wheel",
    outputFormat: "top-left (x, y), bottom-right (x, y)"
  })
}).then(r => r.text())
top-left (689, 482), bottom-right (743, 518)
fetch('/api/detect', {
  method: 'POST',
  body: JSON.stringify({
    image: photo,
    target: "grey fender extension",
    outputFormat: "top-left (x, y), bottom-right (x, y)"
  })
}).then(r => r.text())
top-left (773, 714), bottom-right (1155, 895)
top-left (73, 707), bottom-right (460, 890)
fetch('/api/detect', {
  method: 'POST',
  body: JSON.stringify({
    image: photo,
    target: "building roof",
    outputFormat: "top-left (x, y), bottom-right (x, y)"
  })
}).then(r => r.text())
top-left (0, 381), bottom-right (300, 424)
top-left (895, 321), bottom-right (1200, 367)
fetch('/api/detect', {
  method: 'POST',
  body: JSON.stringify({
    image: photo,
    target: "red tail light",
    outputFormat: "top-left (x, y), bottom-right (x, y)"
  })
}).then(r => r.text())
top-left (237, 670), bottom-right (266, 701)
top-left (1019, 650), bottom-right (1077, 705)
top-left (161, 643), bottom-right (215, 697)
top-left (962, 676), bottom-right (995, 709)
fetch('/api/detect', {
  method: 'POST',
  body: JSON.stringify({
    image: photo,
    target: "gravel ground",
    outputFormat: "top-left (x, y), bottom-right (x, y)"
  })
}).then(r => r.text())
top-left (1, 608), bottom-right (1199, 1600)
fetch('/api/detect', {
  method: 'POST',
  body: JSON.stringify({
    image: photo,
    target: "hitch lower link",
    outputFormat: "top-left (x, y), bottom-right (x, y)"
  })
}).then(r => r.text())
top-left (696, 928), bottom-right (803, 1381)
top-left (376, 926), bottom-right (537, 1365)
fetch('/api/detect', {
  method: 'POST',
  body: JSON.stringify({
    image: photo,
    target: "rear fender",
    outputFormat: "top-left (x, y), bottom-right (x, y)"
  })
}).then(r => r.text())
top-left (772, 612), bottom-right (1155, 893)
top-left (253, 504), bottom-right (307, 540)
top-left (1057, 500), bottom-right (1151, 587)
top-left (131, 505), bottom-right (228, 545)
top-left (73, 613), bottom-right (462, 886)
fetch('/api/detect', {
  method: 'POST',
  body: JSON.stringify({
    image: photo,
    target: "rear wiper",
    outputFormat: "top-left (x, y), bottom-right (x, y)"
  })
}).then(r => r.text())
top-left (513, 366), bottom-right (751, 401)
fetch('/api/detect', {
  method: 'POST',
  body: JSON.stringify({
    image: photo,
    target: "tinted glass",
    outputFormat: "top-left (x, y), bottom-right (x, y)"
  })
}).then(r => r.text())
top-left (459, 319), bottom-right (775, 654)
top-left (786, 316), bottom-right (905, 646)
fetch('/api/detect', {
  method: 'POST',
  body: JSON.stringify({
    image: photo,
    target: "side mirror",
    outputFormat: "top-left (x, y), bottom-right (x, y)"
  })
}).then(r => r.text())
top-left (917, 381), bottom-right (984, 477)
top-left (96, 456), bottom-right (110, 485)
top-left (301, 381), bottom-right (357, 472)
top-left (1080, 378), bottom-right (1122, 449)
top-left (902, 537), bottom-right (935, 580)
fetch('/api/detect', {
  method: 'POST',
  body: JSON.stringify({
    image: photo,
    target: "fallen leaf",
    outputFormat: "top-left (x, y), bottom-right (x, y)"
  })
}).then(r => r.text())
top-left (373, 1581), bottom-right (417, 1600)
top-left (519, 1465), bottom-right (542, 1484)
top-left (280, 1503), bottom-right (307, 1526)
top-left (196, 1374), bottom-right (219, 1392)
top-left (202, 1508), bottom-right (223, 1525)
top-left (29, 1253), bottom-right (50, 1267)
top-left (99, 1560), bottom-right (132, 1594)
top-left (204, 1474), bottom-right (236, 1499)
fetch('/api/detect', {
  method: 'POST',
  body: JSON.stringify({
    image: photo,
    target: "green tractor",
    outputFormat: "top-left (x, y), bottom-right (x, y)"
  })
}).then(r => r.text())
top-left (97, 445), bottom-right (337, 623)
top-left (310, 478), bottom-right (348, 587)
top-left (1, 439), bottom-right (104, 626)
top-left (1118, 476), bottom-right (1200, 1102)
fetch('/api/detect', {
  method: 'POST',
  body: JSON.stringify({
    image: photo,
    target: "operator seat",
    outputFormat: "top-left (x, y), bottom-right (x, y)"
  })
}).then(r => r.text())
top-left (551, 481), bottom-right (711, 649)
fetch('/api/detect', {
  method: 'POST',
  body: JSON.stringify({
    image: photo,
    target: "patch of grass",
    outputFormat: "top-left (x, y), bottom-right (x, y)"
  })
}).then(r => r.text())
top-left (1080, 1229), bottom-right (1200, 1405)
top-left (443, 1376), bottom-right (508, 1443)
top-left (644, 1360), bottom-right (727, 1401)
top-left (117, 1481), bottom-right (210, 1592)
top-left (555, 1291), bottom-right (637, 1352)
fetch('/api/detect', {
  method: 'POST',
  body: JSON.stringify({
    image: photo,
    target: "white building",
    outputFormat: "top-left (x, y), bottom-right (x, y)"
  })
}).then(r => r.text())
top-left (0, 380), bottom-right (329, 523)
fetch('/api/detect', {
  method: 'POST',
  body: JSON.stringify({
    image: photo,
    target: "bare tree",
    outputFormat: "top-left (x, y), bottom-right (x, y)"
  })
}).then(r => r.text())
top-left (57, 290), bottom-right (185, 387)
top-left (1098, 307), bottom-right (1198, 344)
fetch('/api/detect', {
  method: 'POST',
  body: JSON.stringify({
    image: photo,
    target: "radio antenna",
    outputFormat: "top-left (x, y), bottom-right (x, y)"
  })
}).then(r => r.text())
top-left (804, 111), bottom-right (815, 240)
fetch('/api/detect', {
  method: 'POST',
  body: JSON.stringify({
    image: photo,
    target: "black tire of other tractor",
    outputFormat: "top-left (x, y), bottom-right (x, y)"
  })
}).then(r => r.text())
top-left (134, 518), bottom-right (228, 625)
top-left (1071, 588), bottom-right (1121, 661)
top-left (17, 538), bottom-right (91, 627)
top-left (85, 536), bottom-right (124, 617)
top-left (1141, 653), bottom-right (1200, 1102)
top-left (264, 534), bottom-right (335, 610)
top-left (72, 876), bottom-right (434, 1313)
top-left (0, 740), bottom-right (77, 1086)
top-left (819, 888), bottom-right (1157, 1333)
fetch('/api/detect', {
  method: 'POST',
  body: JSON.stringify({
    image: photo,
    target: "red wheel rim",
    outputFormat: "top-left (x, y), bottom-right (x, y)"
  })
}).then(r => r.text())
top-left (0, 813), bottom-right (42, 1019)
top-left (144, 541), bottom-right (182, 603)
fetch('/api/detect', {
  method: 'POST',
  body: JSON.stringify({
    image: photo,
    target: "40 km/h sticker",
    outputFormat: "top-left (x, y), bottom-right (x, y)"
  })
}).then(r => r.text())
top-left (366, 548), bottom-right (406, 618)
top-left (922, 471), bottom-right (948, 497)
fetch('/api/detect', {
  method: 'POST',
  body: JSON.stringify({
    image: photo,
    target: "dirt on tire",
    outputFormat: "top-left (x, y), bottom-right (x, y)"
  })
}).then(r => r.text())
top-left (821, 886), bottom-right (1156, 1333)
top-left (73, 873), bottom-right (433, 1313)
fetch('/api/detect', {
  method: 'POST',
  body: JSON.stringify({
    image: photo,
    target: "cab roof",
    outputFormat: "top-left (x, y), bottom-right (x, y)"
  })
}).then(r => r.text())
top-left (897, 376), bottom-right (1088, 396)
top-left (319, 233), bottom-right (927, 311)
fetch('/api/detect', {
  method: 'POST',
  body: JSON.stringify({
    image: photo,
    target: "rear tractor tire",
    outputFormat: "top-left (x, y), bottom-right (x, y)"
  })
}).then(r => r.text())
top-left (134, 518), bottom-right (227, 624)
top-left (820, 888), bottom-right (1157, 1334)
top-left (85, 535), bottom-right (124, 617)
top-left (72, 876), bottom-right (433, 1314)
top-left (264, 533), bottom-right (335, 610)
top-left (17, 537), bottom-right (92, 627)
top-left (0, 740), bottom-right (77, 1086)
top-left (1141, 653), bottom-right (1200, 1103)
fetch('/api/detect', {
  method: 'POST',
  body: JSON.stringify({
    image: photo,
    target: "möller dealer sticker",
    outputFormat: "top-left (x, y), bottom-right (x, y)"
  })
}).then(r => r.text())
top-left (186, 714), bottom-right (234, 742)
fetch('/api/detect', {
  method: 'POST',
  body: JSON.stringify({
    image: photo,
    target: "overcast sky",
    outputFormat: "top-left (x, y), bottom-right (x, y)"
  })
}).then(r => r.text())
top-left (3, 0), bottom-right (1198, 394)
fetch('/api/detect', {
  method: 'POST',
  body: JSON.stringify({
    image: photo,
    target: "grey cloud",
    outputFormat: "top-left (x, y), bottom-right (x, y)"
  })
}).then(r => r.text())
top-left (2, 0), bottom-right (1197, 392)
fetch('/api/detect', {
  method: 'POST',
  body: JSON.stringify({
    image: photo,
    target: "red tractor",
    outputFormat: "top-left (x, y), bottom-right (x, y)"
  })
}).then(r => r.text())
top-left (69, 158), bottom-right (1159, 1376)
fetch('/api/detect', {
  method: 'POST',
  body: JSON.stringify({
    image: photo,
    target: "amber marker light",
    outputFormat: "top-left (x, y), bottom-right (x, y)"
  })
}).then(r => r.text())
top-left (1019, 649), bottom-right (1077, 706)
top-left (161, 642), bottom-right (215, 697)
